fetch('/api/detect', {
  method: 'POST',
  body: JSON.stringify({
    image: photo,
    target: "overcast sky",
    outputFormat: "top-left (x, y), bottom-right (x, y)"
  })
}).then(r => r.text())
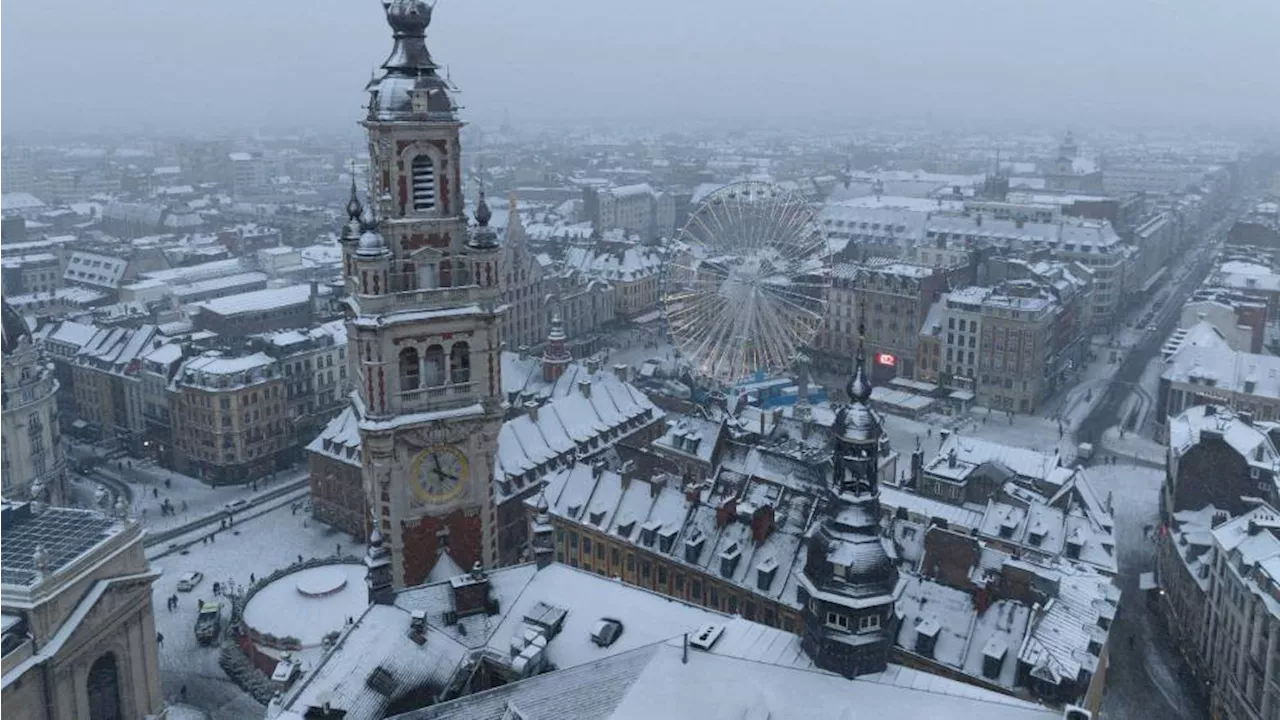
top-left (3, 0), bottom-right (1278, 137)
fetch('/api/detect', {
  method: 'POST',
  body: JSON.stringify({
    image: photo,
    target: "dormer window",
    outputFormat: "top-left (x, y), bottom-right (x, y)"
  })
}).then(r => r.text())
top-left (684, 533), bottom-right (705, 563)
top-left (825, 611), bottom-right (849, 630)
top-left (719, 543), bottom-right (741, 578)
top-left (757, 557), bottom-right (778, 591)
top-left (658, 527), bottom-right (678, 553)
top-left (1066, 540), bottom-right (1082, 559)
top-left (639, 521), bottom-right (660, 547)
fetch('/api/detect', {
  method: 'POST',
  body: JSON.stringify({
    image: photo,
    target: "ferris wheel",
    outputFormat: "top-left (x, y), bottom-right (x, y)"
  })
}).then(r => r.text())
top-left (663, 181), bottom-right (831, 387)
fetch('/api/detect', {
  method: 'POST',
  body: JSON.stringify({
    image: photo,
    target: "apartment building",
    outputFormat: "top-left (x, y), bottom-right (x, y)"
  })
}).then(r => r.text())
top-left (564, 242), bottom-right (662, 319)
top-left (813, 259), bottom-right (950, 382)
top-left (170, 351), bottom-right (287, 485)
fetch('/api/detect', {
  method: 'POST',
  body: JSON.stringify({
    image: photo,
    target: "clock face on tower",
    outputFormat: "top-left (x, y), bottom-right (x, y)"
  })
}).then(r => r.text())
top-left (410, 445), bottom-right (469, 504)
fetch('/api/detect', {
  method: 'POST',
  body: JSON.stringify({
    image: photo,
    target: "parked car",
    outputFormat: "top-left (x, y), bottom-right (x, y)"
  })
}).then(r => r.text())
top-left (225, 499), bottom-right (249, 512)
top-left (178, 571), bottom-right (204, 592)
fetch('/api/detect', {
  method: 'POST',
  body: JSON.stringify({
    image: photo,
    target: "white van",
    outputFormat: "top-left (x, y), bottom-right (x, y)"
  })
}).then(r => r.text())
top-left (177, 571), bottom-right (204, 592)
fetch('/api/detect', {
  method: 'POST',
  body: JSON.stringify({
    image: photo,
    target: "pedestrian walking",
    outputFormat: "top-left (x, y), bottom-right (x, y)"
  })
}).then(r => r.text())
top-left (336, 543), bottom-right (342, 556)
top-left (157, 632), bottom-right (164, 647)
top-left (165, 477), bottom-right (171, 489)
top-left (250, 573), bottom-right (255, 584)
top-left (298, 554), bottom-right (303, 564)
top-left (153, 487), bottom-right (159, 499)
top-left (180, 685), bottom-right (187, 702)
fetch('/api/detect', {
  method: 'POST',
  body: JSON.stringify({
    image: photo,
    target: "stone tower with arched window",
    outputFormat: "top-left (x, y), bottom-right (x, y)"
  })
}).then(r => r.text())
top-left (346, 0), bottom-right (505, 588)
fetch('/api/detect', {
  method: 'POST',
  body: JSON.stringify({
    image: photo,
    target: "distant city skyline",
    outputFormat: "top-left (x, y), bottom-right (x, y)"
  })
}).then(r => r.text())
top-left (2, 0), bottom-right (1279, 137)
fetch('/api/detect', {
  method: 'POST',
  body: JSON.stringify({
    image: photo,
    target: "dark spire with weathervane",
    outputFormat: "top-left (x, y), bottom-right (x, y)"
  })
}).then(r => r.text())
top-left (468, 182), bottom-right (500, 251)
top-left (797, 312), bottom-right (898, 678)
top-left (340, 169), bottom-right (364, 246)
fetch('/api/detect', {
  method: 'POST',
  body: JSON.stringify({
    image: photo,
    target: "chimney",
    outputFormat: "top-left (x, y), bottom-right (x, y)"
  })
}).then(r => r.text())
top-left (715, 498), bottom-right (737, 529)
top-left (578, 379), bottom-right (592, 398)
top-left (524, 401), bottom-right (539, 422)
top-left (450, 562), bottom-right (497, 619)
top-left (613, 363), bottom-right (630, 382)
top-left (911, 447), bottom-right (925, 488)
top-left (947, 448), bottom-right (958, 468)
top-left (750, 504), bottom-right (776, 545)
top-left (685, 482), bottom-right (701, 503)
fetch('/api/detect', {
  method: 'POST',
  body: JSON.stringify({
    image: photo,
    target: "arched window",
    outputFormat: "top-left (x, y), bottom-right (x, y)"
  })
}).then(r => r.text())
top-left (439, 259), bottom-right (453, 288)
top-left (424, 345), bottom-right (446, 387)
top-left (411, 155), bottom-right (436, 212)
top-left (87, 653), bottom-right (122, 720)
top-left (399, 347), bottom-right (420, 391)
top-left (450, 342), bottom-right (471, 384)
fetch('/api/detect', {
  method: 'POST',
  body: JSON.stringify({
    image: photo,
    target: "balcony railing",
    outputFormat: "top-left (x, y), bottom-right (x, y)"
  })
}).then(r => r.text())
top-left (356, 286), bottom-right (480, 315)
top-left (398, 381), bottom-right (477, 413)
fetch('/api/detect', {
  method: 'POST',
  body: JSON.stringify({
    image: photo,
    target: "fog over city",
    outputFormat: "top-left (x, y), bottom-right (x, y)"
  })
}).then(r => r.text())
top-left (3, 0), bottom-right (1280, 135)
top-left (4, 1), bottom-right (1280, 720)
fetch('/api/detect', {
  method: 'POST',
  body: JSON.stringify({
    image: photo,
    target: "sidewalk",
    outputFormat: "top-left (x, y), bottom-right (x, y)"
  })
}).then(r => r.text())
top-left (1099, 425), bottom-right (1166, 466)
top-left (91, 459), bottom-right (310, 535)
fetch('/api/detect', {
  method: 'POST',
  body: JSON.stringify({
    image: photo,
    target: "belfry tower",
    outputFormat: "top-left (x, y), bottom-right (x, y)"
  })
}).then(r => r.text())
top-left (347, 0), bottom-right (505, 588)
top-left (797, 324), bottom-right (899, 677)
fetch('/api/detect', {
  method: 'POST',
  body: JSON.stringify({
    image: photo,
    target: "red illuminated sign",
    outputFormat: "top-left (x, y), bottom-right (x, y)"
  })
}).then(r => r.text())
top-left (875, 352), bottom-right (897, 367)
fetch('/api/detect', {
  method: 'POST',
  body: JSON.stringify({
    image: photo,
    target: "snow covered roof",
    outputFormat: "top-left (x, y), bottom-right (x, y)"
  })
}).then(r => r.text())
top-left (931, 435), bottom-right (1060, 486)
top-left (141, 257), bottom-right (245, 284)
top-left (1, 192), bottom-right (46, 212)
top-left (495, 373), bottom-right (663, 500)
top-left (1167, 505), bottom-right (1225, 591)
top-left (40, 320), bottom-right (100, 351)
top-left (1210, 504), bottom-right (1280, 619)
top-left (63, 252), bottom-right (129, 290)
top-left (1163, 342), bottom-right (1280, 401)
top-left (171, 271), bottom-right (269, 301)
top-left (608, 183), bottom-right (655, 199)
top-left (307, 407), bottom-right (362, 468)
top-left (194, 284), bottom-right (311, 317)
top-left (76, 324), bottom-right (160, 376)
top-left (880, 485), bottom-right (983, 531)
top-left (404, 634), bottom-right (1060, 720)
top-left (1017, 562), bottom-right (1117, 687)
top-left (1162, 319), bottom-right (1232, 361)
top-left (1168, 405), bottom-right (1280, 469)
top-left (564, 244), bottom-right (662, 283)
top-left (895, 575), bottom-right (1029, 689)
top-left (535, 458), bottom-right (812, 610)
top-left (275, 602), bottom-right (469, 720)
top-left (175, 351), bottom-right (277, 390)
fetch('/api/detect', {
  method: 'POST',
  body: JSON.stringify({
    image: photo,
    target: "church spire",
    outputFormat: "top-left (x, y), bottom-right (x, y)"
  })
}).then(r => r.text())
top-left (847, 313), bottom-right (872, 405)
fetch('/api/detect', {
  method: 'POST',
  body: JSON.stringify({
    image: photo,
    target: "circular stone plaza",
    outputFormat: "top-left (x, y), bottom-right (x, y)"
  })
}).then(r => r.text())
top-left (241, 564), bottom-right (368, 648)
